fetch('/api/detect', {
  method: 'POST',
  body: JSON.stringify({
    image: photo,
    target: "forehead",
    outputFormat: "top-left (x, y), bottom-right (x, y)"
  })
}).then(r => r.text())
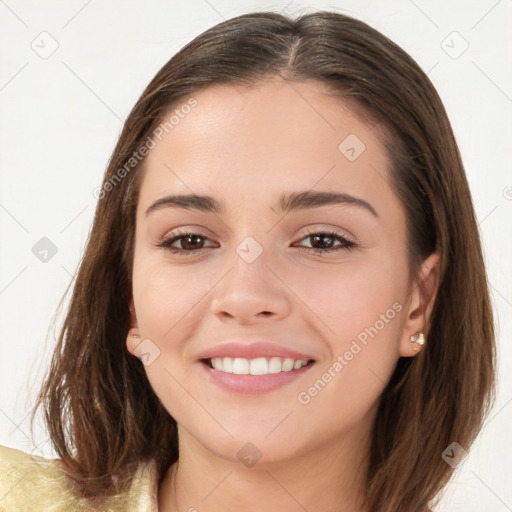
top-left (137, 79), bottom-right (396, 216)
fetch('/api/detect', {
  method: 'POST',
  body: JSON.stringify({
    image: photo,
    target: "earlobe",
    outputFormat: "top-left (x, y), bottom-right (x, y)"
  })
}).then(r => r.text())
top-left (126, 327), bottom-right (141, 356)
top-left (126, 298), bottom-right (141, 356)
top-left (399, 251), bottom-right (441, 358)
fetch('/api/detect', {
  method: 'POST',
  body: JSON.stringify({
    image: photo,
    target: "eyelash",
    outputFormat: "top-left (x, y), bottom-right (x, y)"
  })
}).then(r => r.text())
top-left (157, 229), bottom-right (357, 256)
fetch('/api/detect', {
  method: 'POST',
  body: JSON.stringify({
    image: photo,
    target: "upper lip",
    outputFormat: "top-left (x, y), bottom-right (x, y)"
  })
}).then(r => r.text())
top-left (197, 341), bottom-right (315, 362)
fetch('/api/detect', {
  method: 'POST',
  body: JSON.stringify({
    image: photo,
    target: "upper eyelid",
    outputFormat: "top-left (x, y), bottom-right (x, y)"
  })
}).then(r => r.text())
top-left (160, 223), bottom-right (356, 238)
top-left (301, 227), bottom-right (355, 243)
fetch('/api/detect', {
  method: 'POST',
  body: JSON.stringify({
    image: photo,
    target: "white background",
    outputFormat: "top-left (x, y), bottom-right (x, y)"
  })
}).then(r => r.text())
top-left (1, 1), bottom-right (511, 510)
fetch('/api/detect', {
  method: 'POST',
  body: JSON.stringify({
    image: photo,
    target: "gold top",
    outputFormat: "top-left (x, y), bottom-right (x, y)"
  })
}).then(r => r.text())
top-left (0, 444), bottom-right (159, 511)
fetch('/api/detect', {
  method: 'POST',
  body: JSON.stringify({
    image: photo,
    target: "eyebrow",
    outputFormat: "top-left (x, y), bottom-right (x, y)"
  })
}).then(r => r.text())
top-left (145, 190), bottom-right (378, 218)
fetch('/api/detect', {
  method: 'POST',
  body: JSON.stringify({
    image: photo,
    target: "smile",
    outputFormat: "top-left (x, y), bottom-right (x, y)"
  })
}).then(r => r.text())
top-left (204, 356), bottom-right (312, 375)
top-left (200, 357), bottom-right (315, 394)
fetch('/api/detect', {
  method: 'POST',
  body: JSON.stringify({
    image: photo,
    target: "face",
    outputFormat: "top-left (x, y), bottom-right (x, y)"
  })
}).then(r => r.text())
top-left (128, 78), bottom-right (424, 465)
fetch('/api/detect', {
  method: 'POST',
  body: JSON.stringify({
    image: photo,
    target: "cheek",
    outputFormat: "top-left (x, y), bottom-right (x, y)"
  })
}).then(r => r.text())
top-left (131, 257), bottom-right (207, 421)
top-left (285, 252), bottom-right (408, 349)
top-left (290, 253), bottom-right (408, 407)
top-left (292, 278), bottom-right (407, 440)
top-left (132, 250), bottom-right (211, 340)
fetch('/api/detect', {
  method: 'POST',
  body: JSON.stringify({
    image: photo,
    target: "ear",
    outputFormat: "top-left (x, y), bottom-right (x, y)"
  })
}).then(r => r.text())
top-left (126, 297), bottom-right (141, 356)
top-left (399, 251), bottom-right (441, 357)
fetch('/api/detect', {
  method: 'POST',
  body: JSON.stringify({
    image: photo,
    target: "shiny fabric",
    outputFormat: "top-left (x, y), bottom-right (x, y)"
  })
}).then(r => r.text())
top-left (0, 444), bottom-right (159, 511)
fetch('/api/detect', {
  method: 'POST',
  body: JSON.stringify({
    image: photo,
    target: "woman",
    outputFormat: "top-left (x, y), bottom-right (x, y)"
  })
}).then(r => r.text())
top-left (0, 10), bottom-right (495, 512)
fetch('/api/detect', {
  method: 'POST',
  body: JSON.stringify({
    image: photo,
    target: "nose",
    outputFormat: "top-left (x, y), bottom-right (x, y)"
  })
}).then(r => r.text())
top-left (210, 252), bottom-right (290, 325)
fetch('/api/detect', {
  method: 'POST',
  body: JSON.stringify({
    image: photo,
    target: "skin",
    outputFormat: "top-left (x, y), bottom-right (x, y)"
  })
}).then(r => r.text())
top-left (126, 78), bottom-right (440, 512)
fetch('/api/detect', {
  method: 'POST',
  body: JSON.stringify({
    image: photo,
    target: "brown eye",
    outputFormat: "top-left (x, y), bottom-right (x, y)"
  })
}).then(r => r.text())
top-left (309, 233), bottom-right (336, 250)
top-left (297, 231), bottom-right (357, 254)
top-left (158, 231), bottom-right (214, 255)
top-left (178, 234), bottom-right (206, 251)
top-left (157, 229), bottom-right (356, 257)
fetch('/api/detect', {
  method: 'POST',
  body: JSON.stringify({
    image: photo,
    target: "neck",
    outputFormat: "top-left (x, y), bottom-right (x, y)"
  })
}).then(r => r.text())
top-left (158, 423), bottom-right (372, 512)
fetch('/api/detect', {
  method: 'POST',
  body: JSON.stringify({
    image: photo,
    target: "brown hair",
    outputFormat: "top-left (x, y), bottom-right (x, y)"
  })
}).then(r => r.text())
top-left (32, 10), bottom-right (496, 511)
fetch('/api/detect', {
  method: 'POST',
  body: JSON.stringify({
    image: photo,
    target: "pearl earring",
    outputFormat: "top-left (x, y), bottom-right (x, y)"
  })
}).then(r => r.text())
top-left (410, 332), bottom-right (425, 346)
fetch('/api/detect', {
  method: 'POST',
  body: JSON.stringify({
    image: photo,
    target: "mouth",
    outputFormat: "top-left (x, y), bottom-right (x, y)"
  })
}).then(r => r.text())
top-left (196, 341), bottom-right (316, 394)
top-left (201, 356), bottom-right (315, 375)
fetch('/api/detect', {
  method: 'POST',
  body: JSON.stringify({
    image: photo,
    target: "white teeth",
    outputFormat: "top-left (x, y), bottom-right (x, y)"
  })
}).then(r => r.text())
top-left (268, 357), bottom-right (282, 374)
top-left (282, 358), bottom-right (294, 372)
top-left (222, 357), bottom-right (233, 373)
top-left (209, 356), bottom-right (309, 375)
top-left (232, 358), bottom-right (249, 374)
top-left (249, 357), bottom-right (268, 375)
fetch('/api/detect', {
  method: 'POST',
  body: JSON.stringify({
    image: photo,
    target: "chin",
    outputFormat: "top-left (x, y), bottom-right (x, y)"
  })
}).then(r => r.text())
top-left (178, 414), bottom-right (313, 468)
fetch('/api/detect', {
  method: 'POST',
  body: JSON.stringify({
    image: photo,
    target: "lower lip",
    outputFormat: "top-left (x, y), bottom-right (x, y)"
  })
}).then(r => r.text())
top-left (199, 361), bottom-right (315, 395)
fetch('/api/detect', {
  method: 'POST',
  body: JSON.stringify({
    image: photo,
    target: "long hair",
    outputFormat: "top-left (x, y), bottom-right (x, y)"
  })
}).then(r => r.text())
top-left (32, 10), bottom-right (496, 511)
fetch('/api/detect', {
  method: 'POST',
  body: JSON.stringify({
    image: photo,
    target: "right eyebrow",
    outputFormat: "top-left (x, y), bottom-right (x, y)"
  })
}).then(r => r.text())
top-left (146, 194), bottom-right (222, 216)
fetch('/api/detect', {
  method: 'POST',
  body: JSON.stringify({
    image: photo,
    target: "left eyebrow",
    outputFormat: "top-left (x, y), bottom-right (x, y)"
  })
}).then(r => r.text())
top-left (145, 190), bottom-right (378, 218)
top-left (276, 190), bottom-right (378, 217)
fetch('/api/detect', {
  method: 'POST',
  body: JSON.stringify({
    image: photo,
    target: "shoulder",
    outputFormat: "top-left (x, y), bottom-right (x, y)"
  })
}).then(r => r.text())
top-left (0, 444), bottom-right (70, 510)
top-left (0, 444), bottom-right (93, 511)
top-left (0, 444), bottom-right (159, 512)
